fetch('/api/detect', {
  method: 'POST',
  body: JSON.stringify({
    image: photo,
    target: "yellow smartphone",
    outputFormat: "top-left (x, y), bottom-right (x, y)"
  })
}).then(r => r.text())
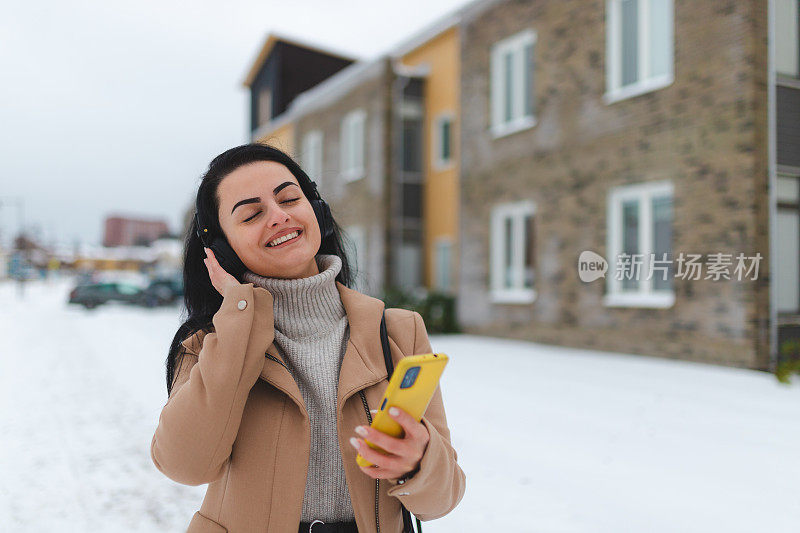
top-left (356, 352), bottom-right (448, 467)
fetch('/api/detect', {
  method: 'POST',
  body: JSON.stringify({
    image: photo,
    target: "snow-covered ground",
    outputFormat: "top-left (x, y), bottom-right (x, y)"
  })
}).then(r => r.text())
top-left (1, 276), bottom-right (798, 532)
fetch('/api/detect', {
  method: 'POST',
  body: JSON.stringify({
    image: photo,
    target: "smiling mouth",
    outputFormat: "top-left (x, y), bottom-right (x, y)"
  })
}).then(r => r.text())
top-left (266, 229), bottom-right (303, 248)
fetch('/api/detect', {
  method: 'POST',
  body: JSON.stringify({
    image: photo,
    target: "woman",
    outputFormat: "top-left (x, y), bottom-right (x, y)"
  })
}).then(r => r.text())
top-left (150, 144), bottom-right (466, 533)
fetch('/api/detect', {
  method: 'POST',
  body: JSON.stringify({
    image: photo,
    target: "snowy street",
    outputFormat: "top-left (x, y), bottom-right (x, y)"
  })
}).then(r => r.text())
top-left (1, 277), bottom-right (799, 532)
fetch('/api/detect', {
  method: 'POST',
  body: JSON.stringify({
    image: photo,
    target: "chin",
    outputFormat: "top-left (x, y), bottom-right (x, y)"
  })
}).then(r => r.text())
top-left (246, 248), bottom-right (316, 278)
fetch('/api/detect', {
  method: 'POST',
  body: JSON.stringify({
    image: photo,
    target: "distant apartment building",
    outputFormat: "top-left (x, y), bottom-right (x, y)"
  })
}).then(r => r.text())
top-left (395, 20), bottom-right (462, 295)
top-left (103, 216), bottom-right (169, 247)
top-left (243, 35), bottom-right (431, 296)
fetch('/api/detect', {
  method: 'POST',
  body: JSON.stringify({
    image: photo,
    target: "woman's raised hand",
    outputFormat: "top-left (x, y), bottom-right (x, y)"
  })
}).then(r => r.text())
top-left (203, 247), bottom-right (240, 296)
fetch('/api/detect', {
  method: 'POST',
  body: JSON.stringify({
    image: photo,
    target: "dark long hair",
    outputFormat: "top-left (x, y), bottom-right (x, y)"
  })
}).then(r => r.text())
top-left (164, 143), bottom-right (355, 396)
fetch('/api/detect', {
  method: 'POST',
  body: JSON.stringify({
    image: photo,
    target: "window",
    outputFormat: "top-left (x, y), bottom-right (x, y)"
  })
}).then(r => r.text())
top-left (490, 29), bottom-right (536, 138)
top-left (435, 237), bottom-right (453, 292)
top-left (301, 130), bottom-right (323, 185)
top-left (345, 225), bottom-right (367, 292)
top-left (605, 181), bottom-right (674, 307)
top-left (340, 109), bottom-right (366, 182)
top-left (490, 201), bottom-right (536, 303)
top-left (258, 88), bottom-right (272, 126)
top-left (777, 173), bottom-right (800, 313)
top-left (776, 0), bottom-right (799, 78)
top-left (605, 0), bottom-right (674, 103)
top-left (433, 113), bottom-right (454, 169)
top-left (403, 116), bottom-right (423, 172)
top-left (402, 182), bottom-right (422, 219)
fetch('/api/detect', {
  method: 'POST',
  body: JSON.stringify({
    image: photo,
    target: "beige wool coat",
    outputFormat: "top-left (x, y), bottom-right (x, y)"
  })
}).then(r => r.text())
top-left (150, 280), bottom-right (466, 532)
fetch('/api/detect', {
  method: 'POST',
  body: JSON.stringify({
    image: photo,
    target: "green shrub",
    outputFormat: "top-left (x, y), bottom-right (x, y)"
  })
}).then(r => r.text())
top-left (776, 339), bottom-right (800, 384)
top-left (380, 285), bottom-right (461, 334)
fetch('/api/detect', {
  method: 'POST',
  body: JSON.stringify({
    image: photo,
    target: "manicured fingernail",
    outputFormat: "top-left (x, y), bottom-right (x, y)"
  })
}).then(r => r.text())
top-left (389, 407), bottom-right (399, 416)
top-left (355, 426), bottom-right (367, 437)
top-left (349, 437), bottom-right (359, 449)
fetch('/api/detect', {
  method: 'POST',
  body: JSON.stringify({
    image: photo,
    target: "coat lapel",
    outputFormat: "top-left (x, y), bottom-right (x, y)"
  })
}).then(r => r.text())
top-left (258, 343), bottom-right (306, 415)
top-left (257, 281), bottom-right (389, 416)
top-left (335, 282), bottom-right (389, 411)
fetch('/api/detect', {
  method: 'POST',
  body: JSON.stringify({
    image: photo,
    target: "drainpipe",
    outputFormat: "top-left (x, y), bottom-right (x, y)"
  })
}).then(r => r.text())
top-left (767, 0), bottom-right (778, 372)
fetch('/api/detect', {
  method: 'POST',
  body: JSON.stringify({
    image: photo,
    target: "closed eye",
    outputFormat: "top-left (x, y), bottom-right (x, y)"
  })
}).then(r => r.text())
top-left (242, 198), bottom-right (301, 223)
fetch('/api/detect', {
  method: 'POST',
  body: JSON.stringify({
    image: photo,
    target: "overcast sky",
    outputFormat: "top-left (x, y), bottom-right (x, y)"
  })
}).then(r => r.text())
top-left (0, 0), bottom-right (471, 248)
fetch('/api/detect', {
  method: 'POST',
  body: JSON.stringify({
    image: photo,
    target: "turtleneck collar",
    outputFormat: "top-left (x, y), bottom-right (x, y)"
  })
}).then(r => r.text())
top-left (241, 254), bottom-right (345, 339)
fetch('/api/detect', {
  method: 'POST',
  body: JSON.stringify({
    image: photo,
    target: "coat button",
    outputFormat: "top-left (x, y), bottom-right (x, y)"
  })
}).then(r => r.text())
top-left (237, 299), bottom-right (247, 310)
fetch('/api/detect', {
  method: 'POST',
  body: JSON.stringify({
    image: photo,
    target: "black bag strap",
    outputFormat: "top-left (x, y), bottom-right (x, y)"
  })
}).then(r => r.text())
top-left (380, 310), bottom-right (423, 533)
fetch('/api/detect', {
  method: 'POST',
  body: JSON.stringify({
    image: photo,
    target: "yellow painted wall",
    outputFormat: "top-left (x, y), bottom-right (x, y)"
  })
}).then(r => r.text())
top-left (400, 26), bottom-right (460, 292)
top-left (256, 121), bottom-right (296, 158)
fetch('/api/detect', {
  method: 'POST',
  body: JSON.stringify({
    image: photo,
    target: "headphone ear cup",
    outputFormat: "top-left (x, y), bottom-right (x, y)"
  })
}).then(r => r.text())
top-left (312, 199), bottom-right (334, 240)
top-left (208, 236), bottom-right (248, 280)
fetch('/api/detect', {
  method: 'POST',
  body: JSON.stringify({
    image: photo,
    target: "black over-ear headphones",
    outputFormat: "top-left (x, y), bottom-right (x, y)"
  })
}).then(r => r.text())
top-left (194, 179), bottom-right (334, 281)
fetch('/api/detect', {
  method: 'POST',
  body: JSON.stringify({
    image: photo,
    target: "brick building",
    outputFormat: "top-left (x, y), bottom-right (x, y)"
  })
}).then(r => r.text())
top-left (456, 0), bottom-right (792, 370)
top-left (103, 216), bottom-right (170, 247)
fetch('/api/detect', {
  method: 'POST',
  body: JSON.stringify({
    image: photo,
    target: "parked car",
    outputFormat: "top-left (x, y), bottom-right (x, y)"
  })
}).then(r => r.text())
top-left (139, 276), bottom-right (183, 307)
top-left (68, 282), bottom-right (145, 309)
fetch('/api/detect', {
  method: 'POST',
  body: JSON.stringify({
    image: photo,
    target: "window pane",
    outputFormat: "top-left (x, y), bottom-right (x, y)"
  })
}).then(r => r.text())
top-left (649, 0), bottom-right (669, 77)
top-left (402, 182), bottom-right (422, 219)
top-left (504, 217), bottom-right (514, 288)
top-left (524, 43), bottom-right (534, 117)
top-left (776, 0), bottom-right (799, 77)
top-left (354, 116), bottom-right (364, 172)
top-left (397, 244), bottom-right (422, 289)
top-left (652, 195), bottom-right (672, 291)
top-left (314, 136), bottom-right (323, 181)
top-left (441, 119), bottom-right (451, 161)
top-left (621, 0), bottom-right (639, 86)
top-left (524, 214), bottom-right (535, 288)
top-left (504, 51), bottom-right (514, 122)
top-left (622, 199), bottom-right (639, 290)
top-left (777, 208), bottom-right (800, 312)
top-left (436, 241), bottom-right (452, 291)
top-left (258, 88), bottom-right (272, 126)
top-left (341, 119), bottom-right (351, 172)
top-left (402, 118), bottom-right (422, 172)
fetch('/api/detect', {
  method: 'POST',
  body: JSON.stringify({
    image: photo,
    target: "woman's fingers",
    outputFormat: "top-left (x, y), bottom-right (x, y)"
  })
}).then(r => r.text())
top-left (387, 407), bottom-right (429, 445)
top-left (350, 437), bottom-right (405, 473)
top-left (204, 247), bottom-right (238, 295)
top-left (356, 425), bottom-right (410, 457)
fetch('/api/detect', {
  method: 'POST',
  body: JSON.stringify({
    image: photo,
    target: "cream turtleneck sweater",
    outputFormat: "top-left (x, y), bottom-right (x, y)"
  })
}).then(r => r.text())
top-left (241, 254), bottom-right (354, 522)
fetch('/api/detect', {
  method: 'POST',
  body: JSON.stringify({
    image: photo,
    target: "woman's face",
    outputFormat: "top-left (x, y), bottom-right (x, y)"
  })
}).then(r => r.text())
top-left (216, 160), bottom-right (322, 279)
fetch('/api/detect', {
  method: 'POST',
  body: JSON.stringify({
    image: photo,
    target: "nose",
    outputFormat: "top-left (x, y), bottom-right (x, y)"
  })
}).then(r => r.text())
top-left (266, 203), bottom-right (290, 228)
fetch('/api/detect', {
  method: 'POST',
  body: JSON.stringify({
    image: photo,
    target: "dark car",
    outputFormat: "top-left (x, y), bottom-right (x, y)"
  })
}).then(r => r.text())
top-left (68, 282), bottom-right (145, 309)
top-left (138, 276), bottom-right (184, 307)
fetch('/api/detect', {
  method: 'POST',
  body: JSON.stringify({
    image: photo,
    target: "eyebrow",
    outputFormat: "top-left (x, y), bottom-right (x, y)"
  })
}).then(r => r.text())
top-left (230, 181), bottom-right (299, 215)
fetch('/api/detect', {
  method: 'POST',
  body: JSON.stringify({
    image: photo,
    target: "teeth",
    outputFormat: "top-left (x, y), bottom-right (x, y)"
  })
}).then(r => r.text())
top-left (268, 231), bottom-right (299, 247)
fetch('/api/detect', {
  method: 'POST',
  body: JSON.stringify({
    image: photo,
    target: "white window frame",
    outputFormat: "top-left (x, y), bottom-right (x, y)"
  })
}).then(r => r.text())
top-left (301, 130), bottom-right (323, 185)
top-left (433, 112), bottom-right (455, 170)
top-left (776, 0), bottom-right (799, 78)
top-left (604, 0), bottom-right (674, 104)
top-left (340, 109), bottom-right (366, 182)
top-left (605, 180), bottom-right (675, 308)
top-left (490, 29), bottom-right (537, 138)
top-left (490, 200), bottom-right (536, 303)
top-left (434, 236), bottom-right (453, 292)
